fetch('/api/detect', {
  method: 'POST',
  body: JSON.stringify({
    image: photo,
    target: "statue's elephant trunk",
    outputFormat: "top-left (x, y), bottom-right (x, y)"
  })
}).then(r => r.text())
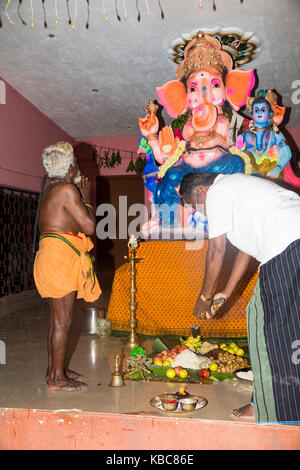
top-left (191, 104), bottom-right (217, 132)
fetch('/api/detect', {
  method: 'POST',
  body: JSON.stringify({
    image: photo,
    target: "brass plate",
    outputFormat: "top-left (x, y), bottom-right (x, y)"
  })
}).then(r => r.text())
top-left (150, 393), bottom-right (208, 414)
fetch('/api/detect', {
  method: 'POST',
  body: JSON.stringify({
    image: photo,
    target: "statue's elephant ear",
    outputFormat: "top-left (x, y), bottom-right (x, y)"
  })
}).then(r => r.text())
top-left (225, 69), bottom-right (256, 111)
top-left (156, 80), bottom-right (188, 118)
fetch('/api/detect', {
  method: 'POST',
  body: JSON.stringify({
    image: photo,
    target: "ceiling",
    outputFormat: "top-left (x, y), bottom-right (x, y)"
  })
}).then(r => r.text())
top-left (0, 0), bottom-right (299, 138)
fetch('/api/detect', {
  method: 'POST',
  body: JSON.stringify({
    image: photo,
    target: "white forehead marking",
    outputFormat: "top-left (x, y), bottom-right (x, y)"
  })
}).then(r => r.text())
top-left (195, 72), bottom-right (209, 79)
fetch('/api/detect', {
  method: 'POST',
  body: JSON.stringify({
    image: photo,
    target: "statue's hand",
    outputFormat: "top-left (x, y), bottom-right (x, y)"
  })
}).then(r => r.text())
top-left (138, 113), bottom-right (159, 138)
top-left (235, 134), bottom-right (245, 151)
top-left (159, 126), bottom-right (180, 158)
top-left (267, 145), bottom-right (279, 161)
top-left (268, 166), bottom-right (281, 179)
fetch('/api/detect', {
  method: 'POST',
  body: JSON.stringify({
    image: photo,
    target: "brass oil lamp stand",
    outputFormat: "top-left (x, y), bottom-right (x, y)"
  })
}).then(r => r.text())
top-left (123, 235), bottom-right (144, 349)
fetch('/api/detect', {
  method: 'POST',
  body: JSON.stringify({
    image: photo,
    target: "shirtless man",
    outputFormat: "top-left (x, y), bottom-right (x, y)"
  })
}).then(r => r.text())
top-left (34, 142), bottom-right (101, 391)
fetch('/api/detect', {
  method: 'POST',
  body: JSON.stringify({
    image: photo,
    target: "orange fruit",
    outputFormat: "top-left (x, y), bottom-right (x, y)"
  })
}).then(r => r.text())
top-left (179, 369), bottom-right (188, 379)
top-left (166, 368), bottom-right (176, 379)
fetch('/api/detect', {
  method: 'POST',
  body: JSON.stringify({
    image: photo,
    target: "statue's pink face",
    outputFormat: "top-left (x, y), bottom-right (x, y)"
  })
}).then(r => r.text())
top-left (187, 71), bottom-right (226, 110)
top-left (186, 70), bottom-right (226, 131)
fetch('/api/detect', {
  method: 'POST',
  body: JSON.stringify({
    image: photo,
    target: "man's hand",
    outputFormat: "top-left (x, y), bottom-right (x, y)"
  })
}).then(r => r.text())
top-left (77, 176), bottom-right (91, 203)
top-left (193, 294), bottom-right (213, 320)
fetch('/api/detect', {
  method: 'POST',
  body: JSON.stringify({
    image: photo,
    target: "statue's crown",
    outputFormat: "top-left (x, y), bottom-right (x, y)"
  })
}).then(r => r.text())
top-left (246, 89), bottom-right (278, 113)
top-left (176, 32), bottom-right (233, 80)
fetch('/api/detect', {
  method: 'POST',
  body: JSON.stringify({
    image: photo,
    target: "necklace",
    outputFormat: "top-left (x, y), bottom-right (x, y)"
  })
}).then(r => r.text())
top-left (50, 179), bottom-right (67, 184)
top-left (253, 129), bottom-right (270, 158)
top-left (191, 130), bottom-right (216, 148)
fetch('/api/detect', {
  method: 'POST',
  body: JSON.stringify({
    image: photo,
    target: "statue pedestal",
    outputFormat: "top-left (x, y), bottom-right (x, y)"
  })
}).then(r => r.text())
top-left (107, 239), bottom-right (258, 339)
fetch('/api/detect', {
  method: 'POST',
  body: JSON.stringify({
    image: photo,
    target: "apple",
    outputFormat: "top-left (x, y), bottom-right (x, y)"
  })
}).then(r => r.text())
top-left (152, 354), bottom-right (161, 363)
top-left (200, 369), bottom-right (210, 379)
top-left (174, 366), bottom-right (182, 376)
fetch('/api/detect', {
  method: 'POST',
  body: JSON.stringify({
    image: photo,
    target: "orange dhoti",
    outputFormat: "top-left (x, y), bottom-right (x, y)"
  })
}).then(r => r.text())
top-left (34, 232), bottom-right (101, 302)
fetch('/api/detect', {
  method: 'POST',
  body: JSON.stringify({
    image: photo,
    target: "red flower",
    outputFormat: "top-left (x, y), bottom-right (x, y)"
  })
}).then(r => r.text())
top-left (173, 128), bottom-right (184, 141)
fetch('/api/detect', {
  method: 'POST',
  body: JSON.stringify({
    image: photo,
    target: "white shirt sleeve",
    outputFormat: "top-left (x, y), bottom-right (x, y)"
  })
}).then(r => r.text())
top-left (206, 183), bottom-right (233, 239)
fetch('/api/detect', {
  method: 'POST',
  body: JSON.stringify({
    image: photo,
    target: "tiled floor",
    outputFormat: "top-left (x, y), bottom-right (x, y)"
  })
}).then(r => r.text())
top-left (0, 290), bottom-right (253, 419)
top-left (1, 291), bottom-right (299, 450)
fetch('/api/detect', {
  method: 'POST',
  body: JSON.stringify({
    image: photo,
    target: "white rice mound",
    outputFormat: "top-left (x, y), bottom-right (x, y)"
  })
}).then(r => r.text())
top-left (173, 349), bottom-right (211, 370)
top-left (236, 370), bottom-right (253, 381)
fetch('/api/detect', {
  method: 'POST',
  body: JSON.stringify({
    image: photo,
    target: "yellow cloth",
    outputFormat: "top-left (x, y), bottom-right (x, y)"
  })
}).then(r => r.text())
top-left (107, 240), bottom-right (258, 338)
top-left (34, 232), bottom-right (101, 302)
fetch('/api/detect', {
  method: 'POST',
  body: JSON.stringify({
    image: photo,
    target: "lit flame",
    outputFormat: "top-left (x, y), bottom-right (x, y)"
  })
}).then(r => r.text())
top-left (179, 386), bottom-right (186, 395)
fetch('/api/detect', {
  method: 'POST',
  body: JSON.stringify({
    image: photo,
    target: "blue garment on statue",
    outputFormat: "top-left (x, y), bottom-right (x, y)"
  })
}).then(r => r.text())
top-left (153, 152), bottom-right (245, 207)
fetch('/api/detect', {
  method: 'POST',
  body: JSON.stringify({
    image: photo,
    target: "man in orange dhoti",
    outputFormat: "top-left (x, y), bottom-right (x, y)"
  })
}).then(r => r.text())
top-left (34, 142), bottom-right (101, 391)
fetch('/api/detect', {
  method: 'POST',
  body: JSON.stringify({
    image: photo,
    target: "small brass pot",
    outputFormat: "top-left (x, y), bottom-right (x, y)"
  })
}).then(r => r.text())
top-left (180, 398), bottom-right (197, 411)
top-left (162, 398), bottom-right (178, 411)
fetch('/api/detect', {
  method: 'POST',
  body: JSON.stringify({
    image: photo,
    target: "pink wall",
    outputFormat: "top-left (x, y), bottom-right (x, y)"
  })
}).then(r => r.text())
top-left (74, 136), bottom-right (151, 210)
top-left (0, 77), bottom-right (73, 193)
top-left (286, 127), bottom-right (300, 149)
top-left (75, 135), bottom-right (141, 176)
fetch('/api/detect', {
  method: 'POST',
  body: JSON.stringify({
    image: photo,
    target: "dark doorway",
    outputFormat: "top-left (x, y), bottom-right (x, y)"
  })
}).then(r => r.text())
top-left (96, 175), bottom-right (145, 293)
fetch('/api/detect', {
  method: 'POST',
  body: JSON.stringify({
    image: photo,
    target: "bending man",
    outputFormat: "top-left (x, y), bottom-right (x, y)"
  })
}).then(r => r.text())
top-left (34, 142), bottom-right (101, 391)
top-left (179, 172), bottom-right (300, 424)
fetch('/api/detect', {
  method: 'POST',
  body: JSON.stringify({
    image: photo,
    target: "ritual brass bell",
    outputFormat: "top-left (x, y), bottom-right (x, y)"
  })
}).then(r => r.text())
top-left (109, 352), bottom-right (125, 387)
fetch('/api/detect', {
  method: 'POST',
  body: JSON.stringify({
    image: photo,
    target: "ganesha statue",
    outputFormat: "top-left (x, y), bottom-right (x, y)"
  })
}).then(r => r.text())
top-left (138, 31), bottom-right (255, 232)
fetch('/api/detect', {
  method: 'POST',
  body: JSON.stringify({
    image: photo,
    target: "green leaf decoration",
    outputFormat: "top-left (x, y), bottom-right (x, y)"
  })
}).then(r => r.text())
top-left (171, 114), bottom-right (188, 132)
top-left (92, 148), bottom-right (98, 161)
top-left (115, 150), bottom-right (122, 164)
top-left (135, 156), bottom-right (146, 174)
top-left (126, 159), bottom-right (136, 173)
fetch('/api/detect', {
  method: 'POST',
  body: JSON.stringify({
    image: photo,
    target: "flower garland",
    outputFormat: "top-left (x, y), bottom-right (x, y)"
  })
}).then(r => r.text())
top-left (158, 141), bottom-right (187, 179)
top-left (229, 146), bottom-right (253, 175)
top-left (248, 120), bottom-right (279, 135)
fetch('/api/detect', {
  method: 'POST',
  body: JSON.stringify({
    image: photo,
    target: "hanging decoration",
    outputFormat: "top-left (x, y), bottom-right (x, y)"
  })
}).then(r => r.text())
top-left (5, 0), bottom-right (15, 25)
top-left (42, 0), bottom-right (47, 27)
top-left (85, 0), bottom-right (90, 28)
top-left (144, 0), bottom-right (150, 19)
top-left (157, 0), bottom-right (164, 19)
top-left (29, 0), bottom-right (34, 27)
top-left (91, 145), bottom-right (146, 175)
top-left (102, 0), bottom-right (108, 21)
top-left (54, 0), bottom-right (59, 24)
top-left (71, 0), bottom-right (77, 28)
top-left (115, 0), bottom-right (121, 21)
top-left (66, 0), bottom-right (72, 25)
top-left (0, 0), bottom-right (168, 26)
top-left (136, 0), bottom-right (141, 22)
top-left (0, 1), bottom-right (248, 28)
top-left (123, 0), bottom-right (127, 21)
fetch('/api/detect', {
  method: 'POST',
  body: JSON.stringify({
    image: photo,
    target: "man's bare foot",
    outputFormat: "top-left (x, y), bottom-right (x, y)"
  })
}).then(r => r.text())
top-left (65, 369), bottom-right (82, 380)
top-left (231, 403), bottom-right (254, 419)
top-left (46, 368), bottom-right (82, 382)
top-left (46, 377), bottom-right (88, 392)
